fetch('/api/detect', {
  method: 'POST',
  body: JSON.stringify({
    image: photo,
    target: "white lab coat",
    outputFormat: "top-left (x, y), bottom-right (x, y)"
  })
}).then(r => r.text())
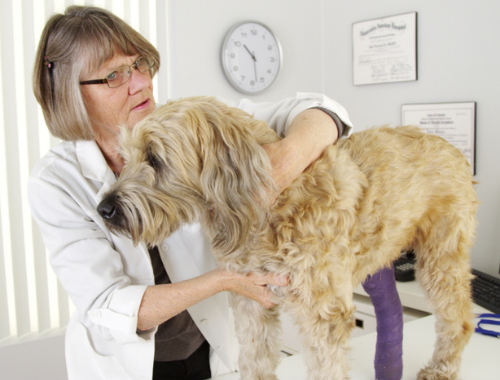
top-left (28, 93), bottom-right (352, 380)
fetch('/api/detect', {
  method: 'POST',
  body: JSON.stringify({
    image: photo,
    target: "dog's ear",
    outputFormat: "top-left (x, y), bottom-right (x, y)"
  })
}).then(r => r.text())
top-left (196, 100), bottom-right (275, 254)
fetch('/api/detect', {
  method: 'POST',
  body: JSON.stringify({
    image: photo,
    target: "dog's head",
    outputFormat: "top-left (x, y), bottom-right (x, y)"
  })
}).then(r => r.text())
top-left (97, 96), bottom-right (276, 253)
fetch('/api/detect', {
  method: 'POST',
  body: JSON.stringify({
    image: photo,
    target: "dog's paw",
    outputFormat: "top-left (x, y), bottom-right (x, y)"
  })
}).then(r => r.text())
top-left (417, 366), bottom-right (456, 380)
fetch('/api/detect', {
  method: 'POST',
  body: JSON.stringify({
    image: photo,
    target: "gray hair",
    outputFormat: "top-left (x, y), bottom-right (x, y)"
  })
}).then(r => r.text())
top-left (32, 5), bottom-right (161, 141)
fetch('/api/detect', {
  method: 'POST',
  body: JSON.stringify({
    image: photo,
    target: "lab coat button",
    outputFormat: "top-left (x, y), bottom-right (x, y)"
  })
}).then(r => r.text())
top-left (93, 310), bottom-right (102, 319)
top-left (200, 319), bottom-right (209, 326)
top-left (161, 243), bottom-right (169, 252)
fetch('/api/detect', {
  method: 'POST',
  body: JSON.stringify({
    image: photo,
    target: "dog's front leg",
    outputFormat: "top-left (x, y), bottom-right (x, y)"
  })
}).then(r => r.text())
top-left (231, 293), bottom-right (282, 380)
top-left (289, 290), bottom-right (355, 380)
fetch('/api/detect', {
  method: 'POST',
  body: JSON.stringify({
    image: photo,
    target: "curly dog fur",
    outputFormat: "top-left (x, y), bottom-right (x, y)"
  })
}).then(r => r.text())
top-left (98, 96), bottom-right (478, 380)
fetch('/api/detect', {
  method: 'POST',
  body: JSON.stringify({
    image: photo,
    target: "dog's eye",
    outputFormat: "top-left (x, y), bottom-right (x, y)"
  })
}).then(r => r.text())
top-left (146, 149), bottom-right (162, 171)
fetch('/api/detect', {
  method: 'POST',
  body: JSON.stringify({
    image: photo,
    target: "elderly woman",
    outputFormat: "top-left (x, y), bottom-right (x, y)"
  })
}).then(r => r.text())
top-left (29, 5), bottom-right (360, 380)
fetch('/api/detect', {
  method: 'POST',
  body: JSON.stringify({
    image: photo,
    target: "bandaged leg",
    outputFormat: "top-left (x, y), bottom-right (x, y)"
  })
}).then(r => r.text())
top-left (362, 265), bottom-right (403, 380)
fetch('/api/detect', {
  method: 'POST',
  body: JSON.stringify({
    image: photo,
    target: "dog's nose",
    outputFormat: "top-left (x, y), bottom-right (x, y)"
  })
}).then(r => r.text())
top-left (97, 200), bottom-right (116, 220)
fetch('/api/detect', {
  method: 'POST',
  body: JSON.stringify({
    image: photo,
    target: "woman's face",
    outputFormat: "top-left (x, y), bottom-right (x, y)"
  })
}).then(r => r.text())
top-left (80, 52), bottom-right (156, 144)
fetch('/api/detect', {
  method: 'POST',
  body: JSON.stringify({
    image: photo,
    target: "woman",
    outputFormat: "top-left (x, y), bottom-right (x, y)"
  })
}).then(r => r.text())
top-left (29, 5), bottom-right (354, 380)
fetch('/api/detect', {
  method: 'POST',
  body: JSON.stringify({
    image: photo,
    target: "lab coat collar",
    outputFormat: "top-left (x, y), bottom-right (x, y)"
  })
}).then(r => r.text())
top-left (76, 140), bottom-right (117, 201)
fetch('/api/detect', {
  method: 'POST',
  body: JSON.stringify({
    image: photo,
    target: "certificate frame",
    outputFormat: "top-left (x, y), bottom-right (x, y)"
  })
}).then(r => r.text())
top-left (401, 102), bottom-right (477, 175)
top-left (352, 12), bottom-right (418, 86)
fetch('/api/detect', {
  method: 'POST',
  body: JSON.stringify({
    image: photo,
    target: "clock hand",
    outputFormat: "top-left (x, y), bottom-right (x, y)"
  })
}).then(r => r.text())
top-left (243, 44), bottom-right (256, 61)
top-left (243, 44), bottom-right (258, 82)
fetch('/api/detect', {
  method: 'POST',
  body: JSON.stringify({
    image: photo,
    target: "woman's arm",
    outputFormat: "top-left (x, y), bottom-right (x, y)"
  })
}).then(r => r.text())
top-left (263, 108), bottom-right (339, 195)
top-left (226, 92), bottom-right (352, 197)
top-left (137, 268), bottom-right (288, 331)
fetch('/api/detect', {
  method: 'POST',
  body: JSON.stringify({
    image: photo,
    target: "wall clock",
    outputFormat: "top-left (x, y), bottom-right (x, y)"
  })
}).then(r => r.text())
top-left (221, 21), bottom-right (282, 94)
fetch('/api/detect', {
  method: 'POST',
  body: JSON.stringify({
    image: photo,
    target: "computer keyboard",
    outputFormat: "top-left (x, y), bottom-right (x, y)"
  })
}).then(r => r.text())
top-left (471, 269), bottom-right (500, 314)
top-left (394, 250), bottom-right (416, 282)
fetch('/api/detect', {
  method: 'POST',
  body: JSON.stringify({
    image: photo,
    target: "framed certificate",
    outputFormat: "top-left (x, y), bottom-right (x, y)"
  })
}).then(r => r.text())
top-left (401, 102), bottom-right (477, 175)
top-left (352, 12), bottom-right (418, 85)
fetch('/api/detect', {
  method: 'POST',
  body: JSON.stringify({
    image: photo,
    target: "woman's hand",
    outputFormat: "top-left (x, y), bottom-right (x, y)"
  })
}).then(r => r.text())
top-left (217, 268), bottom-right (289, 309)
top-left (263, 108), bottom-right (339, 199)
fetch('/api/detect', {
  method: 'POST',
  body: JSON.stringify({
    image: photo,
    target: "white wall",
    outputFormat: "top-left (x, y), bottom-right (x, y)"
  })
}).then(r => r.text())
top-left (321, 0), bottom-right (500, 277)
top-left (160, 0), bottom-right (327, 102)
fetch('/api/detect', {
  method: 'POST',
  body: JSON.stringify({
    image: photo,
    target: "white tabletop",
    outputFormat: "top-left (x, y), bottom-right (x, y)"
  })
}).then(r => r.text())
top-left (209, 314), bottom-right (500, 380)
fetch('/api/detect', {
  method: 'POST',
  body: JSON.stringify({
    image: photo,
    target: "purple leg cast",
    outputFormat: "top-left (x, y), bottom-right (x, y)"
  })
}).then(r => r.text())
top-left (362, 265), bottom-right (403, 380)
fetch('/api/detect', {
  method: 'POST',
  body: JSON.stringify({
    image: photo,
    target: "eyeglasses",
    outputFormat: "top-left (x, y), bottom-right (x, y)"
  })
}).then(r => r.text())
top-left (79, 56), bottom-right (154, 88)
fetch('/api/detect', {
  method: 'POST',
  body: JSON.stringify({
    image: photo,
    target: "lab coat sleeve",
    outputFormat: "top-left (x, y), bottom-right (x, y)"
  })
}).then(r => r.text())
top-left (28, 171), bottom-right (149, 344)
top-left (221, 92), bottom-right (353, 138)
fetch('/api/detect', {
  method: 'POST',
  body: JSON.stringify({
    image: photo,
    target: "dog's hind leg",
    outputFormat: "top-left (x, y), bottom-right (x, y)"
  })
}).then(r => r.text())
top-left (414, 216), bottom-right (475, 380)
top-left (231, 294), bottom-right (282, 380)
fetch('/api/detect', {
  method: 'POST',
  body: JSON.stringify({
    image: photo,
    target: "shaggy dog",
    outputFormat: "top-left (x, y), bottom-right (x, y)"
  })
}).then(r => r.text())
top-left (97, 96), bottom-right (477, 380)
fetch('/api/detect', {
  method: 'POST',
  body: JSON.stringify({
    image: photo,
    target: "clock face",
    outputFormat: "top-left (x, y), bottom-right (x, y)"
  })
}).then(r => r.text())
top-left (222, 22), bottom-right (282, 94)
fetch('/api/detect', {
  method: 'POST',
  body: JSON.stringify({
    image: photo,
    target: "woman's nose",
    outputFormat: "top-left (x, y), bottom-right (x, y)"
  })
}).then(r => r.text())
top-left (128, 68), bottom-right (152, 94)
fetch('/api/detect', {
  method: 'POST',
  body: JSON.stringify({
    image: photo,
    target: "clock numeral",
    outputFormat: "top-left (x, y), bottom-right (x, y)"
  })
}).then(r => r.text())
top-left (251, 29), bottom-right (258, 36)
top-left (267, 69), bottom-right (272, 74)
top-left (240, 32), bottom-right (247, 38)
top-left (268, 45), bottom-right (273, 51)
top-left (259, 77), bottom-right (265, 83)
top-left (240, 75), bottom-right (246, 81)
top-left (234, 41), bottom-right (241, 47)
top-left (250, 80), bottom-right (255, 86)
top-left (233, 66), bottom-right (239, 72)
top-left (229, 53), bottom-right (235, 59)
top-left (270, 57), bottom-right (276, 63)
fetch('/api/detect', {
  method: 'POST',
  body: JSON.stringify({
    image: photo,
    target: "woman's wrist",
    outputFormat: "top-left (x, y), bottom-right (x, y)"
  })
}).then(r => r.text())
top-left (210, 267), bottom-right (235, 293)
